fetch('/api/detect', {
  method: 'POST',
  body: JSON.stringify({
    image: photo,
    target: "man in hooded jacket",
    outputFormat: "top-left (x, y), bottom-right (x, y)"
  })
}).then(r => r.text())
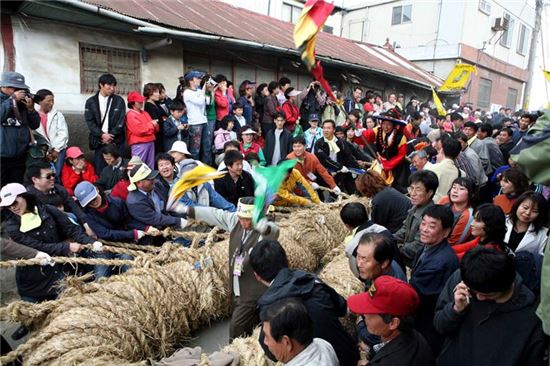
top-left (250, 239), bottom-right (359, 366)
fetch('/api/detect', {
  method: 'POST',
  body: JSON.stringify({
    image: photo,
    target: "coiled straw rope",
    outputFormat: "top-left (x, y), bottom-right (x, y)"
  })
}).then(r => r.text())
top-left (0, 197), bottom-right (369, 365)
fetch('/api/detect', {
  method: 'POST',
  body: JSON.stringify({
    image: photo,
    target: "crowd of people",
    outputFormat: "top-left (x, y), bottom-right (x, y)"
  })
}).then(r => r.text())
top-left (1, 69), bottom-right (549, 365)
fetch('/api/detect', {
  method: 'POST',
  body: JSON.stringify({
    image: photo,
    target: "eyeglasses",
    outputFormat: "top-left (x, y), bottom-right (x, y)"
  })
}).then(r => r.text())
top-left (41, 173), bottom-right (56, 180)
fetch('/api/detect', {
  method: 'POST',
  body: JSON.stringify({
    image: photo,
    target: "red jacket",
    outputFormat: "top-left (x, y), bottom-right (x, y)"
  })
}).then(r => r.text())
top-left (282, 101), bottom-right (300, 129)
top-left (125, 109), bottom-right (158, 146)
top-left (61, 161), bottom-right (97, 196)
top-left (215, 88), bottom-right (235, 121)
top-left (110, 179), bottom-right (130, 201)
top-left (365, 127), bottom-right (407, 171)
top-left (452, 237), bottom-right (502, 261)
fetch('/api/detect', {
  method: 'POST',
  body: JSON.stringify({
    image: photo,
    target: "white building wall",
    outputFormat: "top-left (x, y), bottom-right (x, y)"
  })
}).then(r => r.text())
top-left (340, 0), bottom-right (535, 71)
top-left (9, 16), bottom-right (183, 113)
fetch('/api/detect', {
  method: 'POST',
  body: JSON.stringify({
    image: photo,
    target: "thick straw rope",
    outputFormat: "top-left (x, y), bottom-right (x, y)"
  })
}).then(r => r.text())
top-left (0, 197), bottom-right (369, 365)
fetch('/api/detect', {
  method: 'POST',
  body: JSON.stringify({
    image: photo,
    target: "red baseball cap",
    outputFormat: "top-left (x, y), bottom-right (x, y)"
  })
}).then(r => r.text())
top-left (127, 91), bottom-right (145, 103)
top-left (66, 146), bottom-right (84, 159)
top-left (348, 276), bottom-right (419, 316)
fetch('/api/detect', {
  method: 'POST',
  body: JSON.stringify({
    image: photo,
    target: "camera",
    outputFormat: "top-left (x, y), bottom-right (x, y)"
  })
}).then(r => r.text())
top-left (15, 88), bottom-right (34, 99)
top-left (206, 77), bottom-right (218, 87)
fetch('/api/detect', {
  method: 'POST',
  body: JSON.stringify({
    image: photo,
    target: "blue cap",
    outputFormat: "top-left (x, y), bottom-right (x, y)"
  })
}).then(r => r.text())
top-left (74, 181), bottom-right (98, 207)
top-left (308, 113), bottom-right (320, 121)
top-left (184, 70), bottom-right (205, 81)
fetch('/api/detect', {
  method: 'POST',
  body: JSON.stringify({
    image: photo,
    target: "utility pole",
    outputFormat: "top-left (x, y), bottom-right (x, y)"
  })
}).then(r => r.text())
top-left (523, 0), bottom-right (543, 110)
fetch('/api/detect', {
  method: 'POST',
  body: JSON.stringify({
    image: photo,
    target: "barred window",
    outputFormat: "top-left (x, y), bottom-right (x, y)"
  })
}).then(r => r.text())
top-left (79, 43), bottom-right (141, 94)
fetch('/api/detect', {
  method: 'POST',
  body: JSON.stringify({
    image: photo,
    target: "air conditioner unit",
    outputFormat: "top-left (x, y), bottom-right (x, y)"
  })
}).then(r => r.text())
top-left (492, 17), bottom-right (507, 31)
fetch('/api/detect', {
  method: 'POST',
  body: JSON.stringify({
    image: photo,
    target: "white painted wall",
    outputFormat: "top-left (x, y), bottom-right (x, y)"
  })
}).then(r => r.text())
top-left (9, 16), bottom-right (183, 113)
top-left (339, 0), bottom-right (535, 71)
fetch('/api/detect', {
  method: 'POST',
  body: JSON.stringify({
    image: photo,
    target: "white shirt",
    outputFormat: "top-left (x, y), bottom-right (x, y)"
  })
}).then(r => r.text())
top-left (183, 88), bottom-right (207, 125)
top-left (271, 129), bottom-right (283, 166)
top-left (285, 338), bottom-right (339, 366)
top-left (98, 93), bottom-right (110, 133)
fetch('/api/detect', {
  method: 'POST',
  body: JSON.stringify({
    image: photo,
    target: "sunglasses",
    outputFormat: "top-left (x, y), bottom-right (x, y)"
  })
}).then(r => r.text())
top-left (41, 173), bottom-right (56, 180)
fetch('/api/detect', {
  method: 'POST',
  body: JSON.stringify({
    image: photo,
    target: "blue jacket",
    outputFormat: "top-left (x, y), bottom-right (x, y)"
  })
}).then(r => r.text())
top-left (163, 115), bottom-right (188, 152)
top-left (179, 183), bottom-right (236, 212)
top-left (83, 195), bottom-right (145, 241)
top-left (127, 188), bottom-right (182, 229)
top-left (1, 91), bottom-right (40, 157)
top-left (236, 96), bottom-right (253, 125)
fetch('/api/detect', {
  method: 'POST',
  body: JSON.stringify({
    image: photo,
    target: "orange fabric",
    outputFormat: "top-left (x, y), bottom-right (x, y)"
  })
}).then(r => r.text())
top-left (453, 237), bottom-right (502, 261)
top-left (61, 161), bottom-right (97, 196)
top-left (287, 151), bottom-right (336, 188)
top-left (438, 196), bottom-right (473, 245)
top-left (125, 110), bottom-right (158, 146)
top-left (493, 194), bottom-right (516, 215)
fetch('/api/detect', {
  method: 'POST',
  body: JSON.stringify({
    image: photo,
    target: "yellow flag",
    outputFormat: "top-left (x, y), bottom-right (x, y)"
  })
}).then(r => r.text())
top-left (432, 88), bottom-right (446, 116)
top-left (439, 64), bottom-right (478, 91)
top-left (544, 69), bottom-right (550, 83)
top-left (167, 165), bottom-right (226, 209)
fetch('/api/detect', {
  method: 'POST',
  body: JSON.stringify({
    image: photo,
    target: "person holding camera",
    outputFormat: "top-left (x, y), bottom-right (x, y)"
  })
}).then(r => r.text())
top-left (0, 71), bottom-right (40, 185)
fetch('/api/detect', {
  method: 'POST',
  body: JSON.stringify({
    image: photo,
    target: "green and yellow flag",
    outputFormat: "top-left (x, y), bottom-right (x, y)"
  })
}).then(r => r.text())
top-left (439, 64), bottom-right (478, 92)
top-left (167, 165), bottom-right (225, 209)
top-left (543, 69), bottom-right (550, 83)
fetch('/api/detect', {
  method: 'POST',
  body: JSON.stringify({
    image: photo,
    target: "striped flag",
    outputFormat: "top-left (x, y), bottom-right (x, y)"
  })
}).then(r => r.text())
top-left (293, 0), bottom-right (337, 102)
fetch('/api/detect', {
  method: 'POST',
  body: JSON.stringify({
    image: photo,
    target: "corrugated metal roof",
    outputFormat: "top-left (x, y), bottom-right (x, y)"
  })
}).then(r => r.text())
top-left (80, 0), bottom-right (442, 88)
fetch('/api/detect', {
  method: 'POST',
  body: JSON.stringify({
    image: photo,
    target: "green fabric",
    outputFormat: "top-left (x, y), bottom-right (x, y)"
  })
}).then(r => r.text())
top-left (205, 91), bottom-right (216, 121)
top-left (537, 236), bottom-right (550, 335)
top-left (511, 109), bottom-right (550, 185)
top-left (293, 123), bottom-right (304, 138)
top-left (251, 159), bottom-right (297, 224)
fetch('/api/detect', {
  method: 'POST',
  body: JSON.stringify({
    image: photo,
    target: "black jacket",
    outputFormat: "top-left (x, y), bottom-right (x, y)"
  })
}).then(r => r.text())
top-left (4, 204), bottom-right (94, 298)
top-left (434, 271), bottom-right (545, 366)
top-left (314, 137), bottom-right (360, 172)
top-left (257, 268), bottom-right (359, 366)
top-left (213, 170), bottom-right (255, 206)
top-left (0, 91), bottom-right (40, 158)
top-left (371, 187), bottom-right (412, 234)
top-left (368, 330), bottom-right (435, 366)
top-left (26, 184), bottom-right (88, 225)
top-left (84, 92), bottom-right (126, 148)
top-left (96, 158), bottom-right (128, 191)
top-left (263, 128), bottom-right (292, 166)
top-left (83, 195), bottom-right (144, 242)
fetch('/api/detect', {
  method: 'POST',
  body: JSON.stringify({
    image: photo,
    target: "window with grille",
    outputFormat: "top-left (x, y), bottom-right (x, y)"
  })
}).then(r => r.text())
top-left (282, 3), bottom-right (303, 24)
top-left (477, 78), bottom-right (492, 109)
top-left (79, 43), bottom-right (141, 94)
top-left (506, 88), bottom-right (518, 109)
top-left (478, 0), bottom-right (491, 15)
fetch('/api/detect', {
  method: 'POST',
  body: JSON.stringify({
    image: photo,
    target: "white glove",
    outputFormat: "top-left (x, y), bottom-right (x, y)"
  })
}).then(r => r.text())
top-left (255, 218), bottom-right (270, 235)
top-left (340, 166), bottom-right (349, 174)
top-left (170, 203), bottom-right (189, 215)
top-left (354, 129), bottom-right (362, 137)
top-left (180, 218), bottom-right (188, 229)
top-left (145, 226), bottom-right (161, 236)
top-left (136, 230), bottom-right (146, 240)
top-left (92, 241), bottom-right (103, 252)
top-left (332, 186), bottom-right (342, 195)
top-left (311, 182), bottom-right (320, 190)
top-left (35, 252), bottom-right (54, 266)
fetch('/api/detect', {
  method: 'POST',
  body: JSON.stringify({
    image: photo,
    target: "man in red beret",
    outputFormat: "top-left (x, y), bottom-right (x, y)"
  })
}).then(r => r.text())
top-left (348, 276), bottom-right (435, 366)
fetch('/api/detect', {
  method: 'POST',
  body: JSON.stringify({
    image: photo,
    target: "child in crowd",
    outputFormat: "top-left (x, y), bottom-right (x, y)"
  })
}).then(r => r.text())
top-left (304, 113), bottom-right (323, 152)
top-left (214, 115), bottom-right (238, 160)
top-left (233, 103), bottom-right (246, 130)
top-left (163, 100), bottom-right (188, 152)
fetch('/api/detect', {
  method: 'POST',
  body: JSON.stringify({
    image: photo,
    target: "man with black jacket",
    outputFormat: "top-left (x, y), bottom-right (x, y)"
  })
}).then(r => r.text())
top-left (315, 119), bottom-right (360, 194)
top-left (214, 150), bottom-right (255, 206)
top-left (84, 74), bottom-right (126, 172)
top-left (263, 112), bottom-right (292, 166)
top-left (434, 247), bottom-right (545, 366)
top-left (0, 71), bottom-right (40, 184)
top-left (250, 240), bottom-right (360, 366)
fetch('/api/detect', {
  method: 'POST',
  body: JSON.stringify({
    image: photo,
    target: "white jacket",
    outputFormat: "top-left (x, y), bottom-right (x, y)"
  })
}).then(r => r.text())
top-left (505, 218), bottom-right (548, 255)
top-left (183, 88), bottom-right (207, 125)
top-left (285, 338), bottom-right (339, 366)
top-left (35, 109), bottom-right (69, 151)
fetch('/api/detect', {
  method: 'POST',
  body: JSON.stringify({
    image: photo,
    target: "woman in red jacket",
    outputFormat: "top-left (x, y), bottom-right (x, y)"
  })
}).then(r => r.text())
top-left (281, 87), bottom-right (301, 132)
top-left (61, 146), bottom-right (97, 196)
top-left (125, 91), bottom-right (159, 168)
top-left (452, 203), bottom-right (507, 260)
